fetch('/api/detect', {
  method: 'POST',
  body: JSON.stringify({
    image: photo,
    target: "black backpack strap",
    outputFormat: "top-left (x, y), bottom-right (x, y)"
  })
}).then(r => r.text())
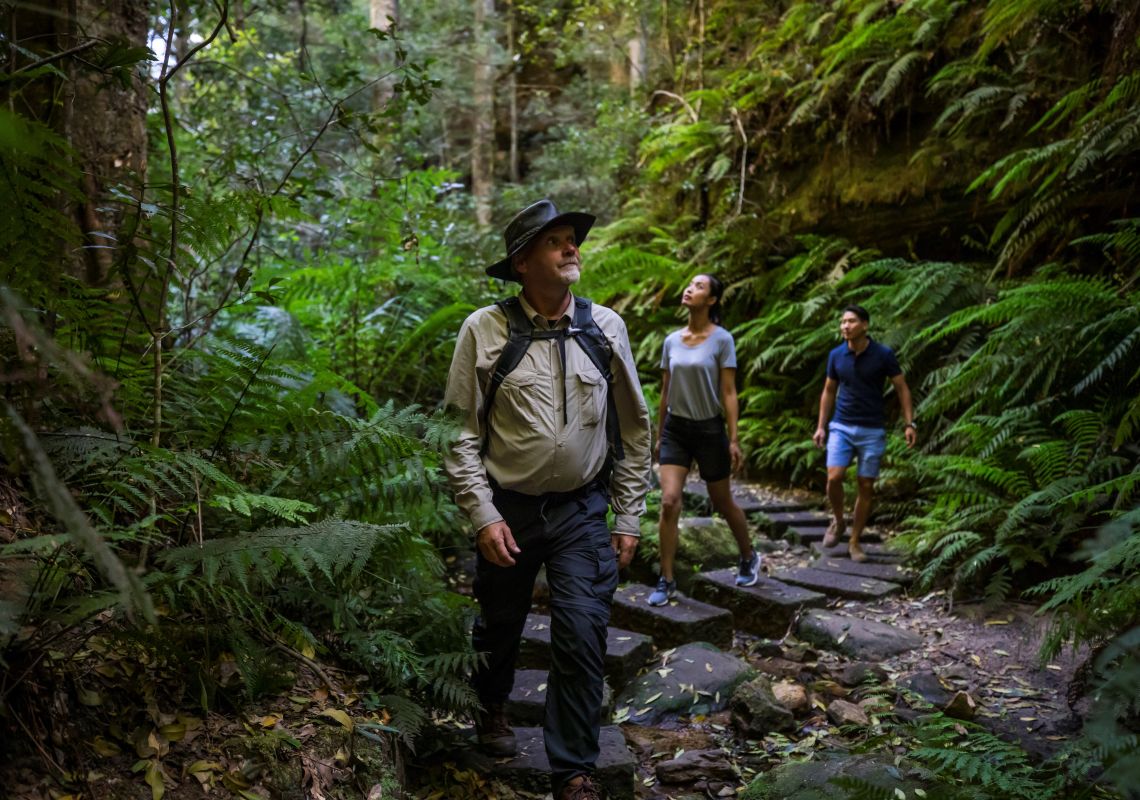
top-left (569, 297), bottom-right (625, 462)
top-left (482, 298), bottom-right (534, 455)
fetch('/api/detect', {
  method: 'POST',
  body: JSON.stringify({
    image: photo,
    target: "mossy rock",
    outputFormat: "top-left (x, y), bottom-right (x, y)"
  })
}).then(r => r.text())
top-left (741, 753), bottom-right (960, 800)
top-left (635, 516), bottom-right (742, 591)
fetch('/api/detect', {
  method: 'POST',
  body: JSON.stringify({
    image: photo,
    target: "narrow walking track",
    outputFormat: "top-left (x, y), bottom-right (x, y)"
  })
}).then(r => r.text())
top-left (431, 480), bottom-right (1082, 799)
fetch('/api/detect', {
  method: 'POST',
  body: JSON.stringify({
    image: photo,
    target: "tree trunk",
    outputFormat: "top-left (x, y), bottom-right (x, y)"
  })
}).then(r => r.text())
top-left (370, 0), bottom-right (398, 111)
top-left (3, 0), bottom-right (148, 288)
top-left (472, 0), bottom-right (495, 228)
top-left (628, 30), bottom-right (646, 93)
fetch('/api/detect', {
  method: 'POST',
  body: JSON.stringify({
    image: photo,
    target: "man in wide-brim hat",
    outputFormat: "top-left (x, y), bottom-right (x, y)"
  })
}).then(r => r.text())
top-left (443, 199), bottom-right (652, 800)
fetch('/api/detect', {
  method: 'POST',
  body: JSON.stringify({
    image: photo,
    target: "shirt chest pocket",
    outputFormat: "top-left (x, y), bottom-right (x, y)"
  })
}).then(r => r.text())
top-left (496, 370), bottom-right (549, 431)
top-left (574, 371), bottom-right (607, 429)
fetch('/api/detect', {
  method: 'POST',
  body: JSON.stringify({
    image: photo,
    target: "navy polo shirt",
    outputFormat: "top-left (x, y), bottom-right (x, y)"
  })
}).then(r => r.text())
top-left (826, 338), bottom-right (902, 428)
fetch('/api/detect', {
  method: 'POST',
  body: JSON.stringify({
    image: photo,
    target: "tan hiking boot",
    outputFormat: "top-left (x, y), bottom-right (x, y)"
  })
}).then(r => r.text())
top-left (823, 518), bottom-right (846, 548)
top-left (849, 542), bottom-right (867, 562)
top-left (475, 703), bottom-right (517, 757)
top-left (559, 775), bottom-right (601, 800)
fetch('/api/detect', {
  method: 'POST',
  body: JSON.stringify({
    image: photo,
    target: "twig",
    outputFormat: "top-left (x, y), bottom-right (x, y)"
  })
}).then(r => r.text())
top-left (271, 641), bottom-right (338, 692)
top-left (154, 0), bottom-right (229, 449)
top-left (651, 89), bottom-right (699, 123)
top-left (729, 107), bottom-right (748, 217)
top-left (11, 39), bottom-right (97, 74)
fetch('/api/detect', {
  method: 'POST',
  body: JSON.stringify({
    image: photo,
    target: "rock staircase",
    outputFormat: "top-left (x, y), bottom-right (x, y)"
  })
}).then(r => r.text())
top-left (480, 480), bottom-right (921, 798)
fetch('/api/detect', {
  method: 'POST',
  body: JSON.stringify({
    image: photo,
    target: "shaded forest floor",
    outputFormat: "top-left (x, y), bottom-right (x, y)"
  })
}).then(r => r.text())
top-left (0, 481), bottom-right (1091, 800)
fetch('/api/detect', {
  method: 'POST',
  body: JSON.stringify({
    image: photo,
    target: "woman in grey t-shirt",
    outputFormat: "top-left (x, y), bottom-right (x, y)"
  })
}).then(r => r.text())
top-left (648, 274), bottom-right (761, 606)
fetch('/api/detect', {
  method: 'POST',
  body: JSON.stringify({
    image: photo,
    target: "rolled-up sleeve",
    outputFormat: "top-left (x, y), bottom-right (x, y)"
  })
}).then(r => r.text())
top-left (605, 313), bottom-right (652, 535)
top-left (442, 315), bottom-right (503, 533)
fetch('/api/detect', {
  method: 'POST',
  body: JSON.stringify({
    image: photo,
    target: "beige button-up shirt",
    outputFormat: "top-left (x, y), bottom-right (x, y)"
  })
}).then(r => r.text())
top-left (443, 292), bottom-right (652, 536)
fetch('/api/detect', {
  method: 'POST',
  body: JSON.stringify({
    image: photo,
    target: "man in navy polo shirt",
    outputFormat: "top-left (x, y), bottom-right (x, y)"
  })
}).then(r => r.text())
top-left (812, 305), bottom-right (916, 561)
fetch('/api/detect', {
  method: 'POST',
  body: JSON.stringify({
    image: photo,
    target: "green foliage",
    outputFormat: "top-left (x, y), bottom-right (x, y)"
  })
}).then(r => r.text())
top-left (0, 1), bottom-right (483, 758)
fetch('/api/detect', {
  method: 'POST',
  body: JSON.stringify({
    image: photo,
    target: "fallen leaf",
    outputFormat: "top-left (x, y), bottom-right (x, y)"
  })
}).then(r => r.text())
top-left (77, 688), bottom-right (103, 707)
top-left (645, 692), bottom-right (663, 703)
top-left (144, 759), bottom-right (164, 800)
top-left (91, 736), bottom-right (120, 757)
top-left (319, 709), bottom-right (354, 731)
top-left (159, 722), bottom-right (186, 742)
top-left (258, 715), bottom-right (281, 728)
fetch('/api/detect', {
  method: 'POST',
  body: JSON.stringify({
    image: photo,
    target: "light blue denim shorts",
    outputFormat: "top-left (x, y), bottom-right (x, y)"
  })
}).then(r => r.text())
top-left (826, 421), bottom-right (888, 478)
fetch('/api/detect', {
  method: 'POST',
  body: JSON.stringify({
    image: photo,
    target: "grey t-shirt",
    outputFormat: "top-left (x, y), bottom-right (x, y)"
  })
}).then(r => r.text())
top-left (661, 326), bottom-right (737, 421)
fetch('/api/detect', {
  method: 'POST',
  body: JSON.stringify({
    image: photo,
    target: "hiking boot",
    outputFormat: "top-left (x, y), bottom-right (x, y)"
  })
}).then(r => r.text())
top-left (823, 518), bottom-right (846, 548)
top-left (848, 542), bottom-right (867, 563)
top-left (647, 576), bottom-right (676, 606)
top-left (735, 549), bottom-right (762, 587)
top-left (559, 775), bottom-right (601, 800)
top-left (475, 703), bottom-right (517, 756)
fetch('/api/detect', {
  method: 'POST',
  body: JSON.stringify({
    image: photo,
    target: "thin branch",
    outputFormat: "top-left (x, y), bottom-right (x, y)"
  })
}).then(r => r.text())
top-left (153, 0), bottom-right (229, 448)
top-left (730, 106), bottom-right (748, 217)
top-left (11, 39), bottom-right (97, 74)
top-left (271, 640), bottom-right (339, 692)
top-left (652, 89), bottom-right (699, 123)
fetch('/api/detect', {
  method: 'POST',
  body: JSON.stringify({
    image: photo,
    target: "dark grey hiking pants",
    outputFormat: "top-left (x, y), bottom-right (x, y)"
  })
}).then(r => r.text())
top-left (472, 481), bottom-right (618, 795)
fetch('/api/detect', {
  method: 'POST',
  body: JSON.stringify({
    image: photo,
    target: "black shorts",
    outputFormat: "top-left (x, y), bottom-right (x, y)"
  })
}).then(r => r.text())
top-left (658, 413), bottom-right (731, 482)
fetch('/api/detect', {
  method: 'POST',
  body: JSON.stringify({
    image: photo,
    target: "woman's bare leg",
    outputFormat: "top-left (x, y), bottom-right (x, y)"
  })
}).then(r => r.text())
top-left (657, 465), bottom-right (690, 580)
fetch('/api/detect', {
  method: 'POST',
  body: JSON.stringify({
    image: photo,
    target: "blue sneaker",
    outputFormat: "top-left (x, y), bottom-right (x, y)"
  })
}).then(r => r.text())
top-left (735, 549), bottom-right (762, 587)
top-left (647, 577), bottom-right (677, 606)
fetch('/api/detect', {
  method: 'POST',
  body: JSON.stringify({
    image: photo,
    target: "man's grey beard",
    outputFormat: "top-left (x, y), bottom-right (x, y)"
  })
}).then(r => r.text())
top-left (561, 266), bottom-right (581, 285)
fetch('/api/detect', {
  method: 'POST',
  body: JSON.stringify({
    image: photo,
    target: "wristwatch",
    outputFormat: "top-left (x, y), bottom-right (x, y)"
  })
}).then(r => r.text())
top-left (905, 421), bottom-right (917, 430)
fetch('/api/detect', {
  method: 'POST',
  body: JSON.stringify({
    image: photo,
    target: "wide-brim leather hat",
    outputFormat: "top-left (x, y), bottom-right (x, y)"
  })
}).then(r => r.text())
top-left (486, 199), bottom-right (596, 282)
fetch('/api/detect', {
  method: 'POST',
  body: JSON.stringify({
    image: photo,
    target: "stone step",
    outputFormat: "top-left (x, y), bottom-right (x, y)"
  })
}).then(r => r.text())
top-left (506, 669), bottom-right (614, 726)
top-left (738, 496), bottom-right (816, 514)
top-left (611, 585), bottom-right (734, 650)
top-left (796, 609), bottom-right (924, 660)
top-left (760, 510), bottom-right (833, 529)
top-left (684, 480), bottom-right (817, 514)
top-left (517, 614), bottom-right (653, 692)
top-left (813, 557), bottom-right (914, 585)
top-left (688, 569), bottom-right (827, 639)
top-left (769, 567), bottom-right (902, 601)
top-left (787, 525), bottom-right (882, 544)
top-left (810, 540), bottom-right (904, 562)
top-left (492, 725), bottom-right (635, 800)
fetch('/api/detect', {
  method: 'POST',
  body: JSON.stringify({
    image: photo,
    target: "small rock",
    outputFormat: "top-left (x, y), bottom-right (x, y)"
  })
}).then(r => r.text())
top-left (827, 698), bottom-right (870, 726)
top-left (751, 640), bottom-right (784, 659)
top-left (772, 681), bottom-right (808, 712)
top-left (809, 678), bottom-right (847, 698)
top-left (939, 663), bottom-right (972, 681)
top-left (783, 643), bottom-right (818, 663)
top-left (899, 670), bottom-right (953, 707)
top-left (656, 749), bottom-right (737, 784)
top-left (943, 691), bottom-right (977, 720)
top-left (754, 656), bottom-right (808, 680)
top-left (730, 676), bottom-right (797, 736)
top-left (836, 661), bottom-right (888, 687)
